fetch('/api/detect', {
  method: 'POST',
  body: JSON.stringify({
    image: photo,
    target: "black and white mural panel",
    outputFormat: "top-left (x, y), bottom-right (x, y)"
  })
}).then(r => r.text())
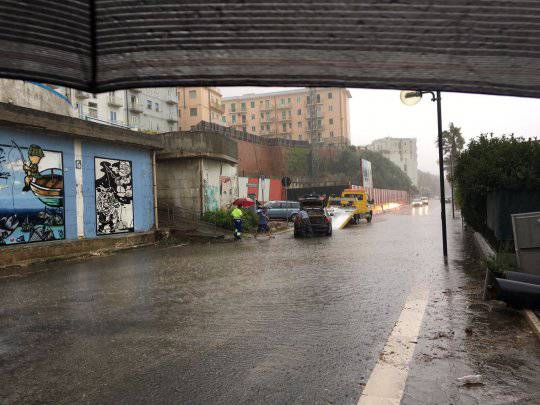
top-left (94, 157), bottom-right (134, 235)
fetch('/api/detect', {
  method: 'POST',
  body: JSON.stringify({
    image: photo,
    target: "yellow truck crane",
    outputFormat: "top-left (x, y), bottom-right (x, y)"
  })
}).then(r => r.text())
top-left (327, 188), bottom-right (374, 229)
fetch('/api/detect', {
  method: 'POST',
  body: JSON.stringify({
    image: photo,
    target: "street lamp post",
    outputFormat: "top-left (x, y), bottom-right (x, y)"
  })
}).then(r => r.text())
top-left (400, 90), bottom-right (448, 259)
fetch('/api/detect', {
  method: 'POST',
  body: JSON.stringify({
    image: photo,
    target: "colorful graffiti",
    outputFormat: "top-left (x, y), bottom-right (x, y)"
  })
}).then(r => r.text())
top-left (95, 157), bottom-right (134, 235)
top-left (0, 142), bottom-right (65, 246)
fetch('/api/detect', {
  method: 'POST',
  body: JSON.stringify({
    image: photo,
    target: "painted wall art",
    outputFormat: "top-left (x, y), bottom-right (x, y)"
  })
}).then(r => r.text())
top-left (94, 157), bottom-right (134, 235)
top-left (0, 142), bottom-right (65, 246)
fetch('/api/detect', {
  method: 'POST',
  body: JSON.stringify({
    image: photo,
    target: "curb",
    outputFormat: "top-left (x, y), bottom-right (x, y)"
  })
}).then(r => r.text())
top-left (524, 310), bottom-right (540, 340)
top-left (473, 230), bottom-right (540, 340)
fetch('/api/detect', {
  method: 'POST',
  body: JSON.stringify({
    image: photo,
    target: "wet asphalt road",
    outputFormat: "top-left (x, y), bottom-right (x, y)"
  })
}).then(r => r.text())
top-left (1, 202), bottom-right (539, 404)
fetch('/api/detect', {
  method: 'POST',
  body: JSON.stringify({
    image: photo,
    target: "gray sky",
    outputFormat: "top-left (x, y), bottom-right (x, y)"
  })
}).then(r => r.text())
top-left (219, 87), bottom-right (540, 174)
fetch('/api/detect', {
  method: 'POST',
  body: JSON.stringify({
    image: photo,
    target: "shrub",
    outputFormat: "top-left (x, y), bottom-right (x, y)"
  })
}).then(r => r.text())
top-left (202, 207), bottom-right (258, 231)
top-left (454, 134), bottom-right (540, 232)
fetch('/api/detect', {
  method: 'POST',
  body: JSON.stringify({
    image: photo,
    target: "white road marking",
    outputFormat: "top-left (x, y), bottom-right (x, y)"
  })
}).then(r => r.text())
top-left (358, 290), bottom-right (429, 405)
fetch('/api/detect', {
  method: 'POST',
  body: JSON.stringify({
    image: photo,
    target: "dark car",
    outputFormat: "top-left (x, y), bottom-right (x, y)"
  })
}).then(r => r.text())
top-left (263, 200), bottom-right (300, 221)
top-left (294, 195), bottom-right (332, 237)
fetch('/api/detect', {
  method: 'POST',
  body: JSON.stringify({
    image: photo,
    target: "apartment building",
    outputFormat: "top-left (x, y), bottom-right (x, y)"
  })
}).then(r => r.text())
top-left (69, 87), bottom-right (179, 133)
top-left (222, 88), bottom-right (351, 144)
top-left (0, 80), bottom-right (179, 133)
top-left (366, 137), bottom-right (418, 186)
top-left (178, 87), bottom-right (225, 131)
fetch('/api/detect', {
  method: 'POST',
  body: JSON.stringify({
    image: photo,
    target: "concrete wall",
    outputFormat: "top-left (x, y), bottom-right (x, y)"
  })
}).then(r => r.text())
top-left (160, 130), bottom-right (237, 161)
top-left (0, 80), bottom-right (75, 117)
top-left (156, 158), bottom-right (202, 215)
top-left (0, 122), bottom-right (155, 247)
top-left (156, 157), bottom-right (238, 217)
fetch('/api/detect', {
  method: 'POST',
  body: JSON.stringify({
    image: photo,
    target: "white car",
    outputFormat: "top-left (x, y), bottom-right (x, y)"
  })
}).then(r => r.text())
top-left (411, 198), bottom-right (423, 207)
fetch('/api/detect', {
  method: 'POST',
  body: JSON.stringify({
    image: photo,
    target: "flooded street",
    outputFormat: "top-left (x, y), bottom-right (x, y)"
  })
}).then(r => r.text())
top-left (1, 202), bottom-right (538, 404)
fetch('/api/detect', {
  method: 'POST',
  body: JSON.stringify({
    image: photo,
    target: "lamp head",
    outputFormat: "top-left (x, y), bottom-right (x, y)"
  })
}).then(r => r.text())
top-left (400, 90), bottom-right (422, 106)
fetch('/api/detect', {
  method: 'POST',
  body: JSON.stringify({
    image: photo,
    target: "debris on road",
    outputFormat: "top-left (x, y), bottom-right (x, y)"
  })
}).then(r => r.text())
top-left (457, 374), bottom-right (484, 386)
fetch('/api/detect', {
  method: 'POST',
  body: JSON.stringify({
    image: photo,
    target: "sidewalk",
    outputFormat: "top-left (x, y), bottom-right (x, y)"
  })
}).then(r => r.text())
top-left (401, 227), bottom-right (540, 404)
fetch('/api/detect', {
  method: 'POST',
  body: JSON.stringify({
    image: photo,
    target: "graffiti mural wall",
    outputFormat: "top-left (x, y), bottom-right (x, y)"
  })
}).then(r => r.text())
top-left (0, 142), bottom-right (65, 246)
top-left (94, 157), bottom-right (134, 235)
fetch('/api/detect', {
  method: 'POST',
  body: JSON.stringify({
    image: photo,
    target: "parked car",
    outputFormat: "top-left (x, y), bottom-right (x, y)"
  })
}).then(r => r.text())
top-left (421, 197), bottom-right (429, 205)
top-left (294, 195), bottom-right (332, 237)
top-left (411, 197), bottom-right (423, 207)
top-left (263, 200), bottom-right (300, 221)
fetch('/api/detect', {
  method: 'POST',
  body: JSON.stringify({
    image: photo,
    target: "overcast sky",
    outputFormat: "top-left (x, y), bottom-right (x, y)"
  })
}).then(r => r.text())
top-left (219, 87), bottom-right (540, 175)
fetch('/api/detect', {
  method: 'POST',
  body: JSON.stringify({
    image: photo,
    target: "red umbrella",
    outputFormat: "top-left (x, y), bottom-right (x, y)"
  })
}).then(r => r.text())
top-left (233, 198), bottom-right (255, 208)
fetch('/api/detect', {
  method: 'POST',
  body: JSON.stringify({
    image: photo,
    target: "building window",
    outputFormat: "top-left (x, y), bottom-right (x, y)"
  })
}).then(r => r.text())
top-left (170, 126), bottom-right (173, 131)
top-left (328, 92), bottom-right (333, 99)
top-left (266, 124), bottom-right (270, 130)
top-left (221, 116), bottom-right (226, 123)
top-left (330, 131), bottom-right (334, 137)
top-left (299, 135), bottom-right (303, 140)
top-left (265, 100), bottom-right (270, 108)
top-left (260, 112), bottom-right (264, 119)
top-left (241, 102), bottom-right (246, 110)
top-left (316, 94), bottom-right (321, 103)
top-left (190, 107), bottom-right (197, 116)
top-left (232, 115), bottom-right (237, 123)
top-left (250, 101), bottom-right (255, 108)
top-left (287, 97), bottom-right (291, 104)
top-left (110, 111), bottom-right (117, 123)
top-left (251, 114), bottom-right (255, 120)
top-left (282, 110), bottom-right (286, 119)
top-left (266, 112), bottom-right (270, 120)
top-left (88, 102), bottom-right (98, 118)
top-left (404, 164), bottom-right (408, 171)
top-left (297, 96), bottom-right (301, 103)
top-left (329, 105), bottom-right (333, 112)
top-left (329, 118), bottom-right (334, 125)
top-left (231, 103), bottom-right (236, 112)
top-left (280, 98), bottom-right (285, 105)
top-left (189, 90), bottom-right (196, 99)
top-left (251, 126), bottom-right (255, 132)
top-left (131, 95), bottom-right (137, 103)
top-left (147, 100), bottom-right (152, 109)
top-left (155, 102), bottom-right (160, 111)
top-left (289, 122), bottom-right (292, 129)
top-left (260, 124), bottom-right (264, 131)
top-left (242, 126), bottom-right (246, 132)
top-left (297, 109), bottom-right (302, 115)
top-left (298, 121), bottom-right (302, 128)
top-left (282, 123), bottom-right (286, 132)
top-left (242, 115), bottom-right (246, 123)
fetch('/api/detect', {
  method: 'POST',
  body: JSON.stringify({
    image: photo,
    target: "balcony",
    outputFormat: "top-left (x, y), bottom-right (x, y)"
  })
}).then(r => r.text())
top-left (129, 102), bottom-right (143, 113)
top-left (107, 96), bottom-right (123, 107)
top-left (307, 125), bottom-right (324, 132)
top-left (166, 97), bottom-right (178, 105)
top-left (210, 100), bottom-right (225, 113)
top-left (75, 90), bottom-right (91, 99)
top-left (260, 105), bottom-right (274, 111)
top-left (277, 104), bottom-right (291, 109)
top-left (129, 88), bottom-right (141, 94)
top-left (167, 115), bottom-right (178, 123)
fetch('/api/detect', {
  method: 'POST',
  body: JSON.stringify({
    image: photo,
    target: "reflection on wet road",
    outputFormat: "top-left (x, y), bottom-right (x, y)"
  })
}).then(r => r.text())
top-left (0, 202), bottom-right (538, 404)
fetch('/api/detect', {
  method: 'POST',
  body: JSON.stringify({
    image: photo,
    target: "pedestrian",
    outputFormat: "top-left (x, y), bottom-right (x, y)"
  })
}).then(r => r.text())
top-left (231, 206), bottom-right (244, 239)
top-left (298, 208), bottom-right (313, 237)
top-left (255, 207), bottom-right (274, 238)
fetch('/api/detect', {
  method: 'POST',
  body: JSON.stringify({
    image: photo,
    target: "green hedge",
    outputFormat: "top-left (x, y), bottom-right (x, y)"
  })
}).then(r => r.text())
top-left (202, 208), bottom-right (258, 231)
top-left (454, 134), bottom-right (540, 232)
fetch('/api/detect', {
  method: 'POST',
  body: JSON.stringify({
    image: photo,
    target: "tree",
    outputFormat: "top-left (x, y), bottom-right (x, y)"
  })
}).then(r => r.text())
top-left (440, 122), bottom-right (465, 182)
top-left (437, 123), bottom-right (465, 216)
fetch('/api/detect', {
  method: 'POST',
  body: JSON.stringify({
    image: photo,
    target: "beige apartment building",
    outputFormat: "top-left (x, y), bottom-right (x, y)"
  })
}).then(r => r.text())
top-left (178, 87), bottom-right (226, 130)
top-left (222, 88), bottom-right (351, 144)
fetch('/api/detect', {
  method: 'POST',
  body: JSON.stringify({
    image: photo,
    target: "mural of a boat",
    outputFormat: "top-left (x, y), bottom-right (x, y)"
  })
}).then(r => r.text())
top-left (30, 168), bottom-right (63, 207)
